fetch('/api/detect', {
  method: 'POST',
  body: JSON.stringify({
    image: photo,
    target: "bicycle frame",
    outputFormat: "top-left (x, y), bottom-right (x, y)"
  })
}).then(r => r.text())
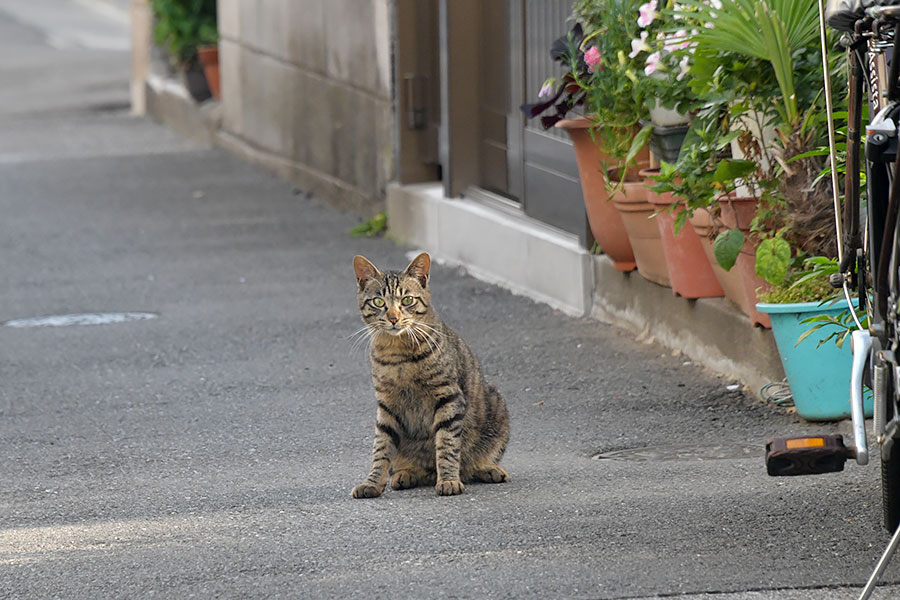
top-left (833, 9), bottom-right (900, 466)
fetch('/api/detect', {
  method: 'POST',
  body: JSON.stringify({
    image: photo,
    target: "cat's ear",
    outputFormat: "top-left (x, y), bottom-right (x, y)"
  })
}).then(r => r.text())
top-left (353, 255), bottom-right (381, 290)
top-left (404, 252), bottom-right (431, 288)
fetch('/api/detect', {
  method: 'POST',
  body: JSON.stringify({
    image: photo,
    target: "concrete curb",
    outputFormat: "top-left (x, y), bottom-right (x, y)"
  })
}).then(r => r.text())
top-left (590, 255), bottom-right (784, 396)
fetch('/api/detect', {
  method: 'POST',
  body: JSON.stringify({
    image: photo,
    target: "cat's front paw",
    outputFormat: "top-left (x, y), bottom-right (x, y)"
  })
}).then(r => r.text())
top-left (351, 483), bottom-right (383, 499)
top-left (473, 465), bottom-right (509, 483)
top-left (435, 479), bottom-right (465, 496)
top-left (390, 470), bottom-right (419, 490)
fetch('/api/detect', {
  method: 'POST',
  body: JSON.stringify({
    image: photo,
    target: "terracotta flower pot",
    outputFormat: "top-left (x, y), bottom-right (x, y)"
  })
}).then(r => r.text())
top-left (690, 204), bottom-right (771, 328)
top-left (555, 116), bottom-right (635, 271)
top-left (609, 167), bottom-right (670, 287)
top-left (642, 169), bottom-right (723, 299)
top-left (197, 44), bottom-right (220, 100)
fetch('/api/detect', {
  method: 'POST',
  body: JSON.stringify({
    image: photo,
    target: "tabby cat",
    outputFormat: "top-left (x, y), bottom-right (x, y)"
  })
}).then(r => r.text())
top-left (351, 252), bottom-right (510, 497)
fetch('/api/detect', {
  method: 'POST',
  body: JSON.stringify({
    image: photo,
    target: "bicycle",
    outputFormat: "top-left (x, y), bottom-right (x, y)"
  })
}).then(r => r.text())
top-left (766, 0), bottom-right (900, 596)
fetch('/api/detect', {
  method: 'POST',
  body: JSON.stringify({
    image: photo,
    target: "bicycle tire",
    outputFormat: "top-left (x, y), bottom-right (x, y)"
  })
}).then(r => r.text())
top-left (881, 182), bottom-right (900, 533)
top-left (882, 433), bottom-right (900, 532)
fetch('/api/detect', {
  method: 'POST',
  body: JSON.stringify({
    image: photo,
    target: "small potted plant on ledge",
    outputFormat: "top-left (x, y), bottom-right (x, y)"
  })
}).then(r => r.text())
top-left (151, 0), bottom-right (219, 102)
top-left (650, 0), bottom-right (838, 325)
top-left (520, 21), bottom-right (639, 272)
top-left (571, 0), bottom-right (673, 285)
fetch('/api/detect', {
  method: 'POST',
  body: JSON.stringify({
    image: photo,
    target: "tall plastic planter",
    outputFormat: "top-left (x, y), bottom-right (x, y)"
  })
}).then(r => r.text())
top-left (756, 299), bottom-right (873, 421)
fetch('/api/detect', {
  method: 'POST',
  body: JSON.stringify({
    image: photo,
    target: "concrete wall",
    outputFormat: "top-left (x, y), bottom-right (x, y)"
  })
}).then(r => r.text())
top-left (217, 0), bottom-right (394, 216)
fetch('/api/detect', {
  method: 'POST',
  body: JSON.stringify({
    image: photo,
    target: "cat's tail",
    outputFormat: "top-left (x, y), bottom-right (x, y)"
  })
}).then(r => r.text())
top-left (483, 384), bottom-right (510, 461)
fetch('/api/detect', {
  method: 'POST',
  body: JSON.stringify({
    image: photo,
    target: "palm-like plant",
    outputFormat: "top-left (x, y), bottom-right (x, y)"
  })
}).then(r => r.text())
top-left (680, 0), bottom-right (819, 134)
top-left (672, 0), bottom-right (837, 286)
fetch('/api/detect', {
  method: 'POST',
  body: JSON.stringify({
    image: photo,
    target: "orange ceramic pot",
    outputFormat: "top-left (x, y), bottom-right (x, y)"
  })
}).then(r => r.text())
top-left (609, 167), bottom-right (670, 287)
top-left (641, 169), bottom-right (723, 299)
top-left (556, 117), bottom-right (636, 271)
top-left (690, 205), bottom-right (771, 328)
top-left (197, 44), bottom-right (220, 100)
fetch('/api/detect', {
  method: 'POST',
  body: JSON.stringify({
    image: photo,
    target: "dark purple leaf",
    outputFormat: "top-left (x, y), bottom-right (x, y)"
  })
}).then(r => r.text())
top-left (541, 114), bottom-right (563, 129)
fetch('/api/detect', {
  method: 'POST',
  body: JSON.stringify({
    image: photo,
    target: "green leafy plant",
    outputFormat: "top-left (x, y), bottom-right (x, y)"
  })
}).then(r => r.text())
top-left (656, 0), bottom-right (840, 290)
top-left (648, 106), bottom-right (757, 234)
top-left (758, 257), bottom-right (867, 348)
top-left (151, 0), bottom-right (218, 68)
top-left (350, 212), bottom-right (387, 238)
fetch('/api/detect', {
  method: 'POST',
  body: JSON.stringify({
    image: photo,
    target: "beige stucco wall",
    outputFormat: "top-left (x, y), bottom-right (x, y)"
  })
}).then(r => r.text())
top-left (217, 0), bottom-right (394, 216)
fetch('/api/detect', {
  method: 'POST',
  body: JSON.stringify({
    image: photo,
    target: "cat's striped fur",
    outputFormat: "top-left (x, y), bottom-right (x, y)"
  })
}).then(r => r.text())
top-left (351, 252), bottom-right (510, 497)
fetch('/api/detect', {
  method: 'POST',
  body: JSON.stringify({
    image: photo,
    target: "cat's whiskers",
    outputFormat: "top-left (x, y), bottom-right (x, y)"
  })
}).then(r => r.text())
top-left (407, 324), bottom-right (427, 349)
top-left (401, 325), bottom-right (417, 346)
top-left (412, 320), bottom-right (442, 346)
top-left (412, 320), bottom-right (443, 337)
top-left (348, 322), bottom-right (378, 354)
top-left (411, 323), bottom-right (439, 353)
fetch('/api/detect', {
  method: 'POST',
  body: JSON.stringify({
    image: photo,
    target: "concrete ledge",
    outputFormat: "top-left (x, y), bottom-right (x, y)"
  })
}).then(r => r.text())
top-left (387, 181), bottom-right (786, 397)
top-left (591, 256), bottom-right (785, 395)
top-left (145, 74), bottom-right (221, 146)
top-left (387, 182), bottom-right (593, 317)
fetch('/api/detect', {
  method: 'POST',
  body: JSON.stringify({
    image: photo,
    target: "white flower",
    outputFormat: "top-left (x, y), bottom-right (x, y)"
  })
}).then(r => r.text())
top-left (644, 51), bottom-right (663, 76)
top-left (664, 29), bottom-right (692, 52)
top-left (676, 55), bottom-right (690, 81)
top-left (637, 0), bottom-right (658, 27)
top-left (538, 80), bottom-right (555, 99)
top-left (629, 31), bottom-right (651, 58)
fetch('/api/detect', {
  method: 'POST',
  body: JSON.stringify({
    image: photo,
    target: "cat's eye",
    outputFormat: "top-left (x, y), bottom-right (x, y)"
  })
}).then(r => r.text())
top-left (372, 297), bottom-right (385, 307)
top-left (401, 296), bottom-right (414, 306)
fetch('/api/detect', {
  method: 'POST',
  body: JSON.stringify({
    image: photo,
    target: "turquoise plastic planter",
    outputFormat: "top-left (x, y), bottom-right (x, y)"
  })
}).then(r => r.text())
top-left (756, 299), bottom-right (872, 421)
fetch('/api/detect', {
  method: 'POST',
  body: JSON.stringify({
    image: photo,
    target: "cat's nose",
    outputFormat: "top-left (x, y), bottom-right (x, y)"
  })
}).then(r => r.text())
top-left (387, 312), bottom-right (399, 324)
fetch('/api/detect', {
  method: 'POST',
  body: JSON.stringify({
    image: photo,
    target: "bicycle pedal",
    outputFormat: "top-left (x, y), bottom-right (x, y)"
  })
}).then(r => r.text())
top-left (765, 435), bottom-right (850, 476)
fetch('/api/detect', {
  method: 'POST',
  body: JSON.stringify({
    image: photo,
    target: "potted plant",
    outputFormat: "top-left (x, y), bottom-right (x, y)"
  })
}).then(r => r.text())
top-left (570, 0), bottom-right (674, 284)
top-left (648, 108), bottom-right (770, 311)
top-left (756, 258), bottom-right (873, 420)
top-left (520, 22), bottom-right (639, 271)
top-left (626, 0), bottom-right (700, 161)
top-left (648, 0), bottom-right (838, 324)
top-left (618, 0), bottom-right (725, 295)
top-left (197, 43), bottom-right (219, 100)
top-left (150, 0), bottom-right (219, 102)
top-left (678, 0), bottom-right (837, 287)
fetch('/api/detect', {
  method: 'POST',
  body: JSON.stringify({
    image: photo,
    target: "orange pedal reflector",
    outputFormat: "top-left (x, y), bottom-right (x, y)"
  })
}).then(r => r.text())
top-left (785, 437), bottom-right (827, 450)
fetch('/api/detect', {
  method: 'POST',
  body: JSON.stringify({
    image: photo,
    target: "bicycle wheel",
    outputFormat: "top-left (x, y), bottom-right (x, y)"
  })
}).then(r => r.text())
top-left (882, 436), bottom-right (900, 532)
top-left (870, 142), bottom-right (900, 532)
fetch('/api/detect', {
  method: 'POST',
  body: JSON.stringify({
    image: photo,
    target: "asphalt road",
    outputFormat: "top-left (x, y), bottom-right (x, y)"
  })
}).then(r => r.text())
top-left (2, 3), bottom-right (900, 599)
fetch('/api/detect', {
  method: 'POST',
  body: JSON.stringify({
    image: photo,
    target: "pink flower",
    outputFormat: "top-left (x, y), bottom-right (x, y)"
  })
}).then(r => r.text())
top-left (637, 0), bottom-right (658, 27)
top-left (644, 51), bottom-right (662, 76)
top-left (629, 31), bottom-right (651, 59)
top-left (584, 46), bottom-right (602, 72)
top-left (664, 29), bottom-right (692, 52)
